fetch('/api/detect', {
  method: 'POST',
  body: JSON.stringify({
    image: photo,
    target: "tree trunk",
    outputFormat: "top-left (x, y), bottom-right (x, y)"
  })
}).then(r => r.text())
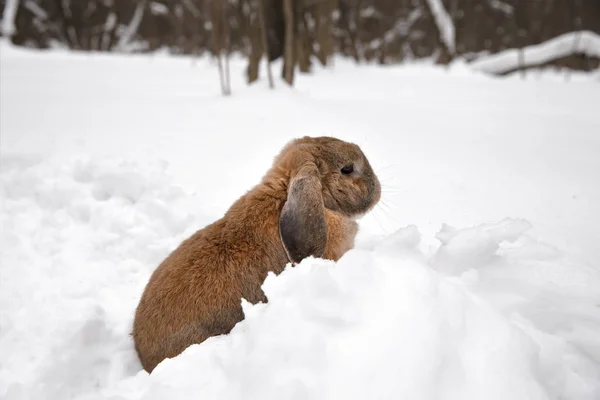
top-left (236, 0), bottom-right (251, 53)
top-left (282, 0), bottom-right (295, 85)
top-left (315, 0), bottom-right (335, 66)
top-left (211, 0), bottom-right (230, 96)
top-left (424, 0), bottom-right (455, 63)
top-left (54, 0), bottom-right (78, 49)
top-left (101, 12), bottom-right (117, 51)
top-left (296, 5), bottom-right (311, 73)
top-left (1, 0), bottom-right (21, 40)
top-left (247, 11), bottom-right (262, 84)
top-left (339, 0), bottom-right (360, 62)
top-left (216, 49), bottom-right (228, 94)
top-left (221, 0), bottom-right (231, 95)
top-left (258, 0), bottom-right (274, 88)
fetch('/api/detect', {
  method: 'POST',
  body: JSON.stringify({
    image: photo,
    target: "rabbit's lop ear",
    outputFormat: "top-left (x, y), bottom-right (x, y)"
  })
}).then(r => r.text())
top-left (279, 163), bottom-right (327, 264)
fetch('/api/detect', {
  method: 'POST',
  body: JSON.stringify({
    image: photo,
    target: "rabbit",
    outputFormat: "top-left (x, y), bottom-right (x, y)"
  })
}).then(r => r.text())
top-left (132, 136), bottom-right (381, 373)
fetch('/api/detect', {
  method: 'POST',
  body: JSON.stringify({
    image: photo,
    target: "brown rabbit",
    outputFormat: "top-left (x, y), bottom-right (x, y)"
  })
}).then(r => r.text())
top-left (132, 136), bottom-right (381, 372)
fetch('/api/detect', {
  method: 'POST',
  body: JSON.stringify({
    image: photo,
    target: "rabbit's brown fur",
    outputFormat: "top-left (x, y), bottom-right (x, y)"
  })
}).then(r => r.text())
top-left (132, 136), bottom-right (380, 372)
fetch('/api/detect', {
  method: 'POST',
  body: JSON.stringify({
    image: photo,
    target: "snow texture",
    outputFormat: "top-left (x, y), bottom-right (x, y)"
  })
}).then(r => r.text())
top-left (425, 0), bottom-right (455, 54)
top-left (84, 220), bottom-right (600, 400)
top-left (471, 30), bottom-right (600, 74)
top-left (1, 40), bottom-right (600, 400)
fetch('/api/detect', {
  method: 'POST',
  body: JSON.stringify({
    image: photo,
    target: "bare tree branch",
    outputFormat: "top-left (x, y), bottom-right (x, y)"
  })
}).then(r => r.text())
top-left (1, 0), bottom-right (21, 38)
top-left (116, 0), bottom-right (148, 51)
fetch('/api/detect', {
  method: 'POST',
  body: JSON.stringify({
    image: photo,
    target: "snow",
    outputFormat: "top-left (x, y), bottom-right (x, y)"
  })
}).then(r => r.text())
top-left (425, 0), bottom-right (455, 54)
top-left (80, 219), bottom-right (600, 400)
top-left (471, 30), bottom-right (600, 75)
top-left (1, 40), bottom-right (600, 400)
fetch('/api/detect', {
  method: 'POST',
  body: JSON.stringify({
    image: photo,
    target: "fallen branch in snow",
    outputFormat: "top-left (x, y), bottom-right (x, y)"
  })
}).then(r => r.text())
top-left (470, 31), bottom-right (600, 75)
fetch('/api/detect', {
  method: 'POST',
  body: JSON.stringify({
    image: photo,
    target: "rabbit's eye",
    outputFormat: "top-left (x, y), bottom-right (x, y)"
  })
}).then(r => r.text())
top-left (341, 165), bottom-right (354, 175)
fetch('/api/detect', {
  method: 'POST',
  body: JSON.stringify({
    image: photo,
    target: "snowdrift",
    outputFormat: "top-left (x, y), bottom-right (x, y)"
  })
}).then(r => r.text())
top-left (1, 156), bottom-right (599, 400)
top-left (470, 30), bottom-right (600, 75)
top-left (90, 220), bottom-right (600, 400)
top-left (2, 40), bottom-right (600, 400)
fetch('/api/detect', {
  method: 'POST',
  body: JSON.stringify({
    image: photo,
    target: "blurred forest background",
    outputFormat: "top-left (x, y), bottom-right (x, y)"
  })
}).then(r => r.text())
top-left (1, 0), bottom-right (599, 88)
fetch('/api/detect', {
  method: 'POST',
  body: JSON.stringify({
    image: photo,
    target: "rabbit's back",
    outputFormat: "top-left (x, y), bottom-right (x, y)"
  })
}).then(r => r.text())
top-left (133, 201), bottom-right (287, 372)
top-left (132, 207), bottom-right (356, 372)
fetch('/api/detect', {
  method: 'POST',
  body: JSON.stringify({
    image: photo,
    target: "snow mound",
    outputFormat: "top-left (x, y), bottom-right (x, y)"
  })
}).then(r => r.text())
top-left (0, 155), bottom-right (208, 400)
top-left (1, 156), bottom-right (599, 400)
top-left (470, 30), bottom-right (600, 75)
top-left (94, 226), bottom-right (600, 399)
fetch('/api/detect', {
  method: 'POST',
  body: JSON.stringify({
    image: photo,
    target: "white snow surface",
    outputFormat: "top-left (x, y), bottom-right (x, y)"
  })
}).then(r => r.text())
top-left (1, 41), bottom-right (600, 400)
top-left (471, 30), bottom-right (600, 75)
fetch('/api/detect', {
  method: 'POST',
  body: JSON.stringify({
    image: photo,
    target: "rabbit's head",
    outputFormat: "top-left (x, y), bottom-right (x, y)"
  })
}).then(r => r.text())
top-left (275, 136), bottom-right (381, 262)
